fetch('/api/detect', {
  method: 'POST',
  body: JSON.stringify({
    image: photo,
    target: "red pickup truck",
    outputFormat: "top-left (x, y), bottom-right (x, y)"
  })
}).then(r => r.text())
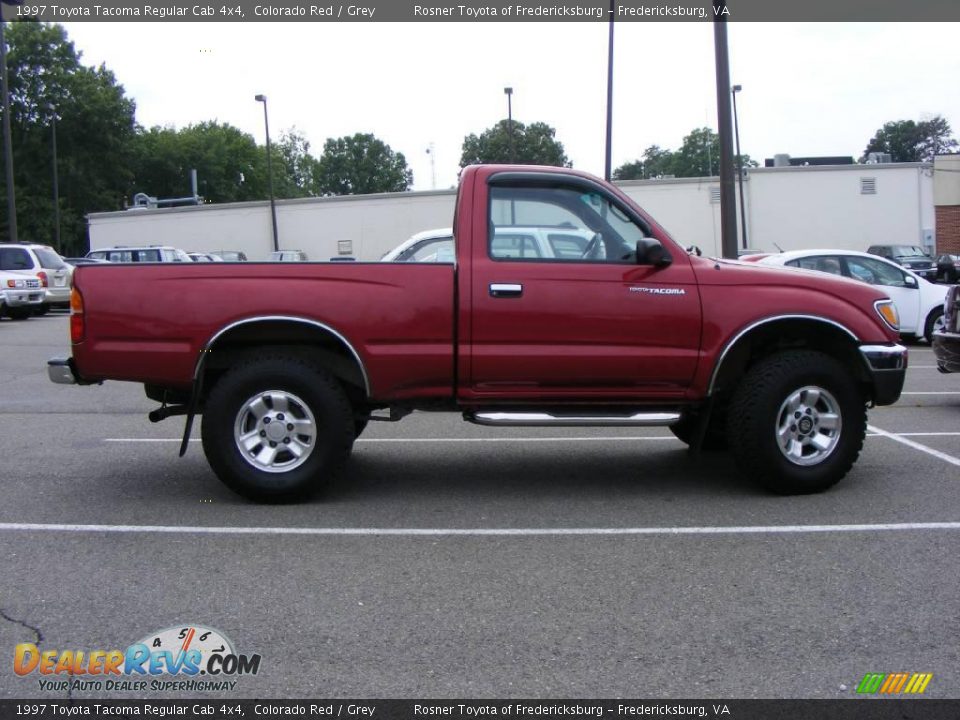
top-left (50, 165), bottom-right (908, 501)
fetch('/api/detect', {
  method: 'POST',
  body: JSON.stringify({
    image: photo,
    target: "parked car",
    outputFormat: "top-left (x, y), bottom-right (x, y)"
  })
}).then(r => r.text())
top-left (209, 250), bottom-right (248, 262)
top-left (866, 244), bottom-right (936, 281)
top-left (381, 226), bottom-right (597, 263)
top-left (268, 250), bottom-right (309, 262)
top-left (759, 249), bottom-right (948, 342)
top-left (933, 285), bottom-right (960, 372)
top-left (188, 252), bottom-right (224, 262)
top-left (0, 269), bottom-right (45, 319)
top-left (86, 246), bottom-right (192, 263)
top-left (0, 243), bottom-right (72, 311)
top-left (935, 253), bottom-right (960, 284)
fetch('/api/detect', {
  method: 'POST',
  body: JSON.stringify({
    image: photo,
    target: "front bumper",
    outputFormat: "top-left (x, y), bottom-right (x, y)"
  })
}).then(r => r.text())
top-left (932, 331), bottom-right (960, 374)
top-left (859, 343), bottom-right (907, 406)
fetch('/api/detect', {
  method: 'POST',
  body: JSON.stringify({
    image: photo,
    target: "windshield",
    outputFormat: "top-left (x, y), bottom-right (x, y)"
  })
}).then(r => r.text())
top-left (891, 246), bottom-right (928, 257)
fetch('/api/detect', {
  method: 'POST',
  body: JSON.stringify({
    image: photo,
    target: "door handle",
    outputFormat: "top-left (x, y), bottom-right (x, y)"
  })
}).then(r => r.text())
top-left (489, 283), bottom-right (523, 298)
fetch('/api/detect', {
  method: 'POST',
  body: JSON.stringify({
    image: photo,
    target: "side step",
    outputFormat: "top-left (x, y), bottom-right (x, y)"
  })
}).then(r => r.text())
top-left (465, 410), bottom-right (681, 427)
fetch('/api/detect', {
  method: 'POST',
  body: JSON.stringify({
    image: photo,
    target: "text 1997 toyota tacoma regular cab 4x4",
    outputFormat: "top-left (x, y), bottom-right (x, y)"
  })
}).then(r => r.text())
top-left (49, 165), bottom-right (908, 501)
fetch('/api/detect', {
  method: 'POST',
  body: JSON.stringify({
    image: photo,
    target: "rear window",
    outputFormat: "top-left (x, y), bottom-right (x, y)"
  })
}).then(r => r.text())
top-left (34, 248), bottom-right (67, 270)
top-left (0, 247), bottom-right (34, 270)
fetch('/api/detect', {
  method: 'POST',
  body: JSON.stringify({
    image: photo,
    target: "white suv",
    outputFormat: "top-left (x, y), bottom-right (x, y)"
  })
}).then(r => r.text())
top-left (0, 269), bottom-right (45, 320)
top-left (86, 245), bottom-right (192, 263)
top-left (0, 244), bottom-right (72, 312)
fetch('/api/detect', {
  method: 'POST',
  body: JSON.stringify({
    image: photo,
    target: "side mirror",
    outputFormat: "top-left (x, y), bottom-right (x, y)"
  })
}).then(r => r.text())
top-left (636, 238), bottom-right (673, 268)
top-left (904, 274), bottom-right (918, 288)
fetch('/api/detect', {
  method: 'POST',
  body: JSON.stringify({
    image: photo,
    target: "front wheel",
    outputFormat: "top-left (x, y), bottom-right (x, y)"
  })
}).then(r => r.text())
top-left (201, 355), bottom-right (354, 502)
top-left (726, 350), bottom-right (866, 495)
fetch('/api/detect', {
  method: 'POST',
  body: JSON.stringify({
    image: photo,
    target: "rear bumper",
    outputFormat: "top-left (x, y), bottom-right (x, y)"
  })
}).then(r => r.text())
top-left (859, 343), bottom-right (907, 406)
top-left (932, 331), bottom-right (960, 373)
top-left (2, 289), bottom-right (44, 308)
top-left (47, 356), bottom-right (91, 385)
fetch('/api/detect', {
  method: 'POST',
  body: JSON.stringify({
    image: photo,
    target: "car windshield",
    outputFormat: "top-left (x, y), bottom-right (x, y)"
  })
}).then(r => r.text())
top-left (890, 246), bottom-right (928, 257)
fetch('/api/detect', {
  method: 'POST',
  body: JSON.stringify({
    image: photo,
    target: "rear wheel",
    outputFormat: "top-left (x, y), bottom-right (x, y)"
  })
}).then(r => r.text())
top-left (726, 350), bottom-right (865, 494)
top-left (924, 308), bottom-right (945, 343)
top-left (6, 307), bottom-right (32, 320)
top-left (201, 355), bottom-right (354, 502)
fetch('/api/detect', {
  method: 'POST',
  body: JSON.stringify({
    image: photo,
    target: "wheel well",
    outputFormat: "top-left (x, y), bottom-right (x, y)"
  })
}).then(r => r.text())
top-left (198, 319), bottom-right (369, 408)
top-left (711, 319), bottom-right (870, 400)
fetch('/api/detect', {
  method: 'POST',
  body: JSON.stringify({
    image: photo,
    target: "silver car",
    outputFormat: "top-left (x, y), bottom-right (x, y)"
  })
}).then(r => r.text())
top-left (0, 269), bottom-right (45, 320)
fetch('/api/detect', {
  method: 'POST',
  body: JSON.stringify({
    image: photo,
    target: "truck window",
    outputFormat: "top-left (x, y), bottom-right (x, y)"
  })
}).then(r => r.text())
top-left (488, 185), bottom-right (642, 263)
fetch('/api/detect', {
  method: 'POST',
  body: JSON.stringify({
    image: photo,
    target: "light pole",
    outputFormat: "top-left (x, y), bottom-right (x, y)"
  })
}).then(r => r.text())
top-left (254, 94), bottom-right (279, 253)
top-left (731, 84), bottom-right (748, 250)
top-left (504, 86), bottom-right (514, 163)
top-left (604, 0), bottom-right (614, 181)
top-left (0, 19), bottom-right (17, 242)
top-left (48, 105), bottom-right (60, 251)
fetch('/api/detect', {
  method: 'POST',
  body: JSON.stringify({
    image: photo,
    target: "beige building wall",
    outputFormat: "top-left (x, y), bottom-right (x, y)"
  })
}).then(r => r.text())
top-left (88, 163), bottom-right (934, 261)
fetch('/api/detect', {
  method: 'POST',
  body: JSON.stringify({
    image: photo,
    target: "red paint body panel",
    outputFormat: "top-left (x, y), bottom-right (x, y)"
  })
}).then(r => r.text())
top-left (71, 165), bottom-right (898, 407)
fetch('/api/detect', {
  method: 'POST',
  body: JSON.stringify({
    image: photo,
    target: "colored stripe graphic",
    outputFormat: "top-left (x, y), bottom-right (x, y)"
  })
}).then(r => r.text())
top-left (857, 672), bottom-right (932, 694)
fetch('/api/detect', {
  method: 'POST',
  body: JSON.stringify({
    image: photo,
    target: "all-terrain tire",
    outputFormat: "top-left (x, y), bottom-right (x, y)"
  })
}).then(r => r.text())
top-left (726, 350), bottom-right (866, 495)
top-left (201, 355), bottom-right (354, 502)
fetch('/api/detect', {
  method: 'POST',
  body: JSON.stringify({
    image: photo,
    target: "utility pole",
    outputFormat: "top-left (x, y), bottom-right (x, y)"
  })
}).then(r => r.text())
top-left (713, 2), bottom-right (738, 260)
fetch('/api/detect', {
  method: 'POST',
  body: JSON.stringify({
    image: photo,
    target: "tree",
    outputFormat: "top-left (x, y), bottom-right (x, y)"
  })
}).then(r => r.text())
top-left (130, 121), bottom-right (267, 204)
top-left (274, 127), bottom-right (319, 199)
top-left (862, 116), bottom-right (958, 163)
top-left (614, 129), bottom-right (757, 180)
top-left (314, 133), bottom-right (412, 195)
top-left (613, 145), bottom-right (675, 180)
top-left (0, 21), bottom-right (137, 255)
top-left (460, 120), bottom-right (570, 167)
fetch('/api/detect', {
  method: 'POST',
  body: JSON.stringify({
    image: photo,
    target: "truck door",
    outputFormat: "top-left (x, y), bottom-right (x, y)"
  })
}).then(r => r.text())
top-left (464, 172), bottom-right (702, 403)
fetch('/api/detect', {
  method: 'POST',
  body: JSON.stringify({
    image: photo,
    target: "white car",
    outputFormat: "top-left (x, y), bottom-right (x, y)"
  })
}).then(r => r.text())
top-left (0, 269), bottom-right (45, 320)
top-left (758, 249), bottom-right (948, 342)
top-left (381, 226), bottom-right (598, 263)
top-left (0, 243), bottom-right (72, 311)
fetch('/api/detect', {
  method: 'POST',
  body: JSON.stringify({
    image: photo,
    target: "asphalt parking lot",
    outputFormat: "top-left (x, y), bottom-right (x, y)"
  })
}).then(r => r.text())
top-left (1, 313), bottom-right (958, 700)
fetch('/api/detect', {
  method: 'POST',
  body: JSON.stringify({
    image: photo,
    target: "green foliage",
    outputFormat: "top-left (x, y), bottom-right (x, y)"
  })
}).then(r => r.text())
top-left (130, 121), bottom-right (267, 204)
top-left (614, 129), bottom-right (757, 180)
top-left (0, 20), bottom-right (137, 255)
top-left (274, 128), bottom-right (318, 199)
top-left (314, 133), bottom-right (412, 195)
top-left (460, 119), bottom-right (570, 167)
top-left (862, 116), bottom-right (958, 162)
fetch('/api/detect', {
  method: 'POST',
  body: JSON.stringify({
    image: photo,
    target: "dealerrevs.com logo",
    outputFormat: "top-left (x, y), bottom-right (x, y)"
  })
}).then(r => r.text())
top-left (14, 625), bottom-right (261, 692)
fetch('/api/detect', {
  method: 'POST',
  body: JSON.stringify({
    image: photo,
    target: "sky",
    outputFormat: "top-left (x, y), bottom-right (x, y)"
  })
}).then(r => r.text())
top-left (60, 21), bottom-right (960, 192)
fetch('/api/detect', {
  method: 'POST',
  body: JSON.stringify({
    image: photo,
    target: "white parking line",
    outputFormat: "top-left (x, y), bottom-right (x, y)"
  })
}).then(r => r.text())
top-left (901, 391), bottom-right (960, 395)
top-left (868, 425), bottom-right (960, 468)
top-left (104, 433), bottom-right (960, 443)
top-left (0, 521), bottom-right (959, 538)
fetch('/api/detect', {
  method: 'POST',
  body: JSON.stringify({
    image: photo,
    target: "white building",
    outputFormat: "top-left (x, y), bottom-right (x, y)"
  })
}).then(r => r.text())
top-left (87, 162), bottom-right (935, 261)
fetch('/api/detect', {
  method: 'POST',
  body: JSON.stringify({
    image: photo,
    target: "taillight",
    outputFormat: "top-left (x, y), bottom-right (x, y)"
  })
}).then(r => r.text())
top-left (37, 271), bottom-right (48, 288)
top-left (70, 287), bottom-right (85, 343)
top-left (7, 279), bottom-right (22, 288)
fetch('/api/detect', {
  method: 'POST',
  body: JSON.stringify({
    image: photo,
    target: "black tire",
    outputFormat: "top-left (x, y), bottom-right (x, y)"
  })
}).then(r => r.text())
top-left (670, 409), bottom-right (728, 451)
top-left (33, 305), bottom-right (50, 316)
top-left (726, 350), bottom-right (866, 495)
top-left (354, 419), bottom-right (369, 438)
top-left (6, 307), bottom-right (32, 320)
top-left (924, 308), bottom-right (945, 343)
top-left (201, 355), bottom-right (354, 502)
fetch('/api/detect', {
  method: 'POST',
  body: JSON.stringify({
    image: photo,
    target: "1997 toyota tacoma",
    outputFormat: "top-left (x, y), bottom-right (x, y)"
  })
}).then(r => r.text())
top-left (49, 165), bottom-right (907, 501)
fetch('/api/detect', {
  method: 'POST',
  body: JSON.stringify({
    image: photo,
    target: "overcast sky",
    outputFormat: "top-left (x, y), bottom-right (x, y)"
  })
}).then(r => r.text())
top-left (61, 21), bottom-right (960, 192)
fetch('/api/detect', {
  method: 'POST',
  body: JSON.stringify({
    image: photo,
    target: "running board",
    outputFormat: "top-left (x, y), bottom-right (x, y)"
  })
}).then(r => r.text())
top-left (465, 410), bottom-right (682, 427)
